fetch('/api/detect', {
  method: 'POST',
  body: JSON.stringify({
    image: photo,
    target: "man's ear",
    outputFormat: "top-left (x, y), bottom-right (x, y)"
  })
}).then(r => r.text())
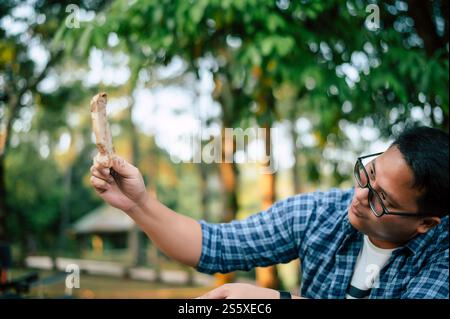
top-left (417, 217), bottom-right (441, 234)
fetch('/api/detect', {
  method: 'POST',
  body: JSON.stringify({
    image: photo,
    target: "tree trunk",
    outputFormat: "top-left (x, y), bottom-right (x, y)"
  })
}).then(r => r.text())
top-left (127, 92), bottom-right (147, 267)
top-left (127, 226), bottom-right (139, 269)
top-left (408, 0), bottom-right (446, 56)
top-left (290, 120), bottom-right (302, 194)
top-left (219, 127), bottom-right (239, 222)
top-left (0, 156), bottom-right (9, 283)
top-left (255, 123), bottom-right (280, 289)
top-left (0, 100), bottom-right (19, 242)
top-left (0, 158), bottom-right (9, 283)
top-left (214, 127), bottom-right (239, 286)
top-left (199, 158), bottom-right (211, 222)
top-left (0, 100), bottom-right (20, 275)
top-left (211, 72), bottom-right (241, 286)
top-left (15, 209), bottom-right (31, 268)
top-left (0, 155), bottom-right (7, 243)
top-left (57, 166), bottom-right (72, 257)
top-left (147, 141), bottom-right (161, 281)
top-left (149, 242), bottom-right (161, 283)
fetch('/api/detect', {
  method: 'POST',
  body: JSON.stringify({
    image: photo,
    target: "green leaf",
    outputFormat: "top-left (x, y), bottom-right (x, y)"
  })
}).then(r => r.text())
top-left (190, 0), bottom-right (209, 24)
top-left (247, 45), bottom-right (262, 66)
top-left (50, 24), bottom-right (66, 51)
top-left (76, 24), bottom-right (94, 57)
top-left (267, 14), bottom-right (284, 32)
top-left (276, 37), bottom-right (295, 56)
top-left (261, 37), bottom-right (274, 56)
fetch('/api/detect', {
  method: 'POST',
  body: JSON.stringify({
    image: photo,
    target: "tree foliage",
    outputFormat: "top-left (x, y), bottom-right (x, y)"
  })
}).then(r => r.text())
top-left (57, 0), bottom-right (448, 136)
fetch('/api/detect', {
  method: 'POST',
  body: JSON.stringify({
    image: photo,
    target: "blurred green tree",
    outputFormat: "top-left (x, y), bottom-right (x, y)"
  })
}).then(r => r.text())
top-left (5, 140), bottom-right (63, 263)
top-left (0, 1), bottom-right (109, 261)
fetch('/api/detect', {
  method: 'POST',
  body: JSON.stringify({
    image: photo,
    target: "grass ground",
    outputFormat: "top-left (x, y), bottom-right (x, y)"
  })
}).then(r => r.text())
top-left (6, 269), bottom-right (215, 299)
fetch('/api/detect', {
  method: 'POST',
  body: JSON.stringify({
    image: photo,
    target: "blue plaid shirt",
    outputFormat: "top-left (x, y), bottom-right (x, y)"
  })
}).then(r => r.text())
top-left (196, 188), bottom-right (449, 299)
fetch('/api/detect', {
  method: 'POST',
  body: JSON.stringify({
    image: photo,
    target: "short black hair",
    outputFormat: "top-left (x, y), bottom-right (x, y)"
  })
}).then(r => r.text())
top-left (391, 126), bottom-right (449, 217)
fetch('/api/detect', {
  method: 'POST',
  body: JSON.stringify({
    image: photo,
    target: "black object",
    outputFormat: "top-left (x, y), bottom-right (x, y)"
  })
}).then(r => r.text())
top-left (279, 291), bottom-right (292, 299)
top-left (0, 272), bottom-right (39, 295)
top-left (0, 242), bottom-right (12, 269)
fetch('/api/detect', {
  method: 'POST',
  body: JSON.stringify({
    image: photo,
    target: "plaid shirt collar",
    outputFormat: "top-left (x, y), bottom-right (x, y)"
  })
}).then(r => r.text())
top-left (404, 216), bottom-right (449, 255)
top-left (341, 204), bottom-right (449, 257)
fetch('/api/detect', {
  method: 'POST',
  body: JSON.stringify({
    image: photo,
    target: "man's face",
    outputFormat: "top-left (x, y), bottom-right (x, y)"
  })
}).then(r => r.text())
top-left (348, 146), bottom-right (426, 245)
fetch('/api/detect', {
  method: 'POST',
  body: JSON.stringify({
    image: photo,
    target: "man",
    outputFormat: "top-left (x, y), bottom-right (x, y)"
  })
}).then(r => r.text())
top-left (90, 126), bottom-right (449, 299)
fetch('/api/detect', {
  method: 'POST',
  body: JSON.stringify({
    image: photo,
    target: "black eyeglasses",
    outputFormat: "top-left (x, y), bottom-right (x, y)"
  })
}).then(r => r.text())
top-left (354, 152), bottom-right (429, 218)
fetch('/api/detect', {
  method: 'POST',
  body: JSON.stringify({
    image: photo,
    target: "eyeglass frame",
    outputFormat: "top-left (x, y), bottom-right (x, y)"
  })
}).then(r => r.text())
top-left (354, 152), bottom-right (430, 218)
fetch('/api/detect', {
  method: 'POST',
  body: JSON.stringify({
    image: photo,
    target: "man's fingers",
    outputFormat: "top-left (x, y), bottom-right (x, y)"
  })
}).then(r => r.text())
top-left (90, 166), bottom-right (114, 183)
top-left (111, 155), bottom-right (138, 178)
top-left (197, 286), bottom-right (228, 299)
top-left (91, 164), bottom-right (111, 178)
top-left (90, 176), bottom-right (109, 191)
top-left (94, 186), bottom-right (107, 195)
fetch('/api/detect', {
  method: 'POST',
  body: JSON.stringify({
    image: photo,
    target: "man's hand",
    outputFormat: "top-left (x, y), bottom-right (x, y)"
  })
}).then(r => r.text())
top-left (197, 283), bottom-right (280, 299)
top-left (90, 155), bottom-right (149, 213)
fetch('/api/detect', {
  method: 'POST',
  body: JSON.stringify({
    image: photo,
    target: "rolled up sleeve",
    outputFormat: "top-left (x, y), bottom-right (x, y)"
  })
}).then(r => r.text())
top-left (195, 193), bottom-right (317, 274)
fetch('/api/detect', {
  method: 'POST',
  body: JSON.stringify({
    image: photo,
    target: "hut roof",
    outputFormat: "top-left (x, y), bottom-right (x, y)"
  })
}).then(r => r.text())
top-left (72, 205), bottom-right (135, 234)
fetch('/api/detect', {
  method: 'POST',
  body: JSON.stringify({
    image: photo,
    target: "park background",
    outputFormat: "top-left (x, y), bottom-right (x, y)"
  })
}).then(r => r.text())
top-left (0, 0), bottom-right (448, 298)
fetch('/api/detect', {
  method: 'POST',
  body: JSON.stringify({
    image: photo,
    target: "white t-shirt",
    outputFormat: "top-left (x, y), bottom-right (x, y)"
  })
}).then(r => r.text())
top-left (346, 235), bottom-right (396, 299)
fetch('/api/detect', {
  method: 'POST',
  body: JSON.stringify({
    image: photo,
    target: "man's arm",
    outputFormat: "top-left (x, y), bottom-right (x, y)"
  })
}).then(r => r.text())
top-left (91, 155), bottom-right (314, 272)
top-left (197, 283), bottom-right (306, 299)
top-left (127, 195), bottom-right (203, 267)
top-left (90, 156), bottom-right (203, 267)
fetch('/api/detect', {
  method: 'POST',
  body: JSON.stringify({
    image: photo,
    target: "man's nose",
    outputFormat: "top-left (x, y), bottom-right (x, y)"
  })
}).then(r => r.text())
top-left (354, 186), bottom-right (370, 206)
